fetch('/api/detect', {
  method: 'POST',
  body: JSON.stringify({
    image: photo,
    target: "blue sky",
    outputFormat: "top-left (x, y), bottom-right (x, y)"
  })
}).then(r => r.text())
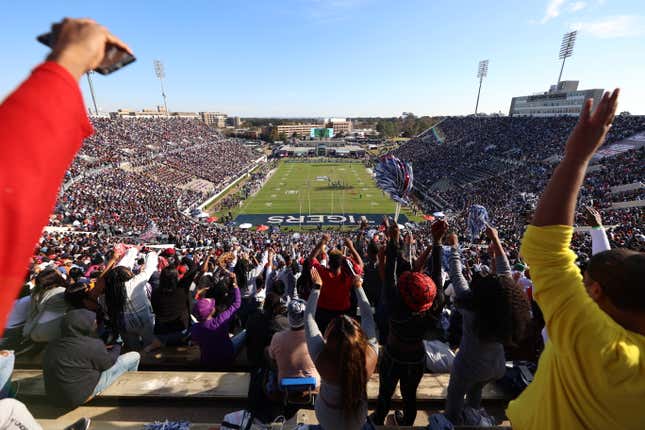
top-left (1, 0), bottom-right (643, 116)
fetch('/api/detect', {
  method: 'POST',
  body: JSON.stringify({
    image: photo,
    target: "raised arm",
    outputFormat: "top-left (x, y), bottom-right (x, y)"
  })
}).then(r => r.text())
top-left (383, 224), bottom-right (401, 304)
top-left (203, 276), bottom-right (241, 329)
top-left (446, 233), bottom-right (470, 299)
top-left (116, 247), bottom-right (138, 270)
top-left (344, 237), bottom-right (364, 270)
top-left (522, 90), bottom-right (620, 351)
top-left (305, 267), bottom-right (325, 362)
top-left (353, 276), bottom-right (377, 350)
top-left (138, 251), bottom-right (159, 281)
top-left (429, 220), bottom-right (448, 314)
top-left (179, 257), bottom-right (200, 292)
top-left (584, 206), bottom-right (611, 255)
top-left (308, 234), bottom-right (330, 262)
top-left (486, 225), bottom-right (511, 276)
top-left (532, 90), bottom-right (619, 227)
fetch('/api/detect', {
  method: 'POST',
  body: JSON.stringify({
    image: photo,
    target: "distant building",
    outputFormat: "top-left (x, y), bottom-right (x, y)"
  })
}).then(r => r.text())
top-left (171, 112), bottom-right (200, 119)
top-left (200, 112), bottom-right (228, 127)
top-left (326, 118), bottom-right (353, 135)
top-left (509, 81), bottom-right (604, 117)
top-left (226, 116), bottom-right (242, 127)
top-left (114, 108), bottom-right (167, 118)
top-left (275, 123), bottom-right (321, 137)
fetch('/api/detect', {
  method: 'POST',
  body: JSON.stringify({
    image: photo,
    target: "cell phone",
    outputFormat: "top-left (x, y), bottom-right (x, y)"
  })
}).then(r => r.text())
top-left (37, 31), bottom-right (136, 75)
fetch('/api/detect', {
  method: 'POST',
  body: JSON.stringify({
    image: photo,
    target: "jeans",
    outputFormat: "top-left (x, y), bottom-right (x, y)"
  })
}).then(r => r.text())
top-left (92, 352), bottom-right (141, 397)
top-left (231, 329), bottom-right (247, 355)
top-left (445, 374), bottom-right (490, 424)
top-left (0, 327), bottom-right (23, 350)
top-left (0, 399), bottom-right (42, 430)
top-left (0, 352), bottom-right (15, 399)
top-left (156, 329), bottom-right (189, 346)
top-left (374, 346), bottom-right (425, 426)
top-left (122, 307), bottom-right (155, 350)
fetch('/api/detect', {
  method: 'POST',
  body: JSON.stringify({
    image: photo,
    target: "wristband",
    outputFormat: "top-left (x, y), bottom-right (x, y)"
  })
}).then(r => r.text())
top-left (313, 283), bottom-right (322, 290)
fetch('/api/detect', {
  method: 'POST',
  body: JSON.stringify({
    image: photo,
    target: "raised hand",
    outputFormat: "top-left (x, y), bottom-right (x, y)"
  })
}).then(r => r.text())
top-left (48, 18), bottom-right (133, 81)
top-left (532, 89), bottom-right (620, 227)
top-left (447, 233), bottom-right (459, 247)
top-left (484, 224), bottom-right (499, 241)
top-left (352, 275), bottom-right (363, 288)
top-left (583, 206), bottom-right (603, 228)
top-left (343, 237), bottom-right (354, 249)
top-left (431, 220), bottom-right (449, 243)
top-left (564, 89), bottom-right (620, 164)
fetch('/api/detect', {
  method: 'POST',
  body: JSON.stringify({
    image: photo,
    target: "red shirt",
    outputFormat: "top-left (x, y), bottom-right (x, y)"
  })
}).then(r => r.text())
top-left (0, 62), bottom-right (92, 333)
top-left (312, 257), bottom-right (360, 311)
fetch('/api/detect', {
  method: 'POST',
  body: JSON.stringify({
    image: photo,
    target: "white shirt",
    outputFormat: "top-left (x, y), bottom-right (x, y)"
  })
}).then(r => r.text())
top-left (117, 248), bottom-right (158, 313)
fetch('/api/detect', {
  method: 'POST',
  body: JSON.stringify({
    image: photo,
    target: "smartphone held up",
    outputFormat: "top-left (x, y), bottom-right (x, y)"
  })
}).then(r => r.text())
top-left (37, 29), bottom-right (135, 75)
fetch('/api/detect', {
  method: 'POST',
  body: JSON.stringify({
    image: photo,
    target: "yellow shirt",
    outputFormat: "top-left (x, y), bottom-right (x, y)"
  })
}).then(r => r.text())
top-left (507, 225), bottom-right (645, 429)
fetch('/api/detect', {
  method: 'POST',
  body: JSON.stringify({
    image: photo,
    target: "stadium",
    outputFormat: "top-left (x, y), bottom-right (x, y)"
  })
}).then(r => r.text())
top-left (1, 10), bottom-right (645, 430)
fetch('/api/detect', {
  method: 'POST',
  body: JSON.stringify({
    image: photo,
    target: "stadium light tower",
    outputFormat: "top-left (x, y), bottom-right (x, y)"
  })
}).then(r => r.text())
top-left (154, 60), bottom-right (169, 114)
top-left (474, 59), bottom-right (489, 116)
top-left (557, 30), bottom-right (577, 85)
top-left (85, 71), bottom-right (99, 115)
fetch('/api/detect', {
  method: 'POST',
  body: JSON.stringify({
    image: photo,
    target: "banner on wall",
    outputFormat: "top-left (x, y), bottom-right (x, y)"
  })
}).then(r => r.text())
top-left (234, 213), bottom-right (409, 226)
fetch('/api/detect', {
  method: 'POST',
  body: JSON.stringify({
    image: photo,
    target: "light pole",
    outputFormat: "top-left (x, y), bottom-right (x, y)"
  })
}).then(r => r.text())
top-left (86, 71), bottom-right (99, 115)
top-left (557, 30), bottom-right (577, 85)
top-left (475, 59), bottom-right (489, 116)
top-left (154, 60), bottom-right (169, 114)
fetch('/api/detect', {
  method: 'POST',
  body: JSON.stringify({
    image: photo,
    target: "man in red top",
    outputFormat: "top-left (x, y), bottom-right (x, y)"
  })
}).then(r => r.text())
top-left (0, 18), bottom-right (132, 334)
top-left (308, 234), bottom-right (363, 332)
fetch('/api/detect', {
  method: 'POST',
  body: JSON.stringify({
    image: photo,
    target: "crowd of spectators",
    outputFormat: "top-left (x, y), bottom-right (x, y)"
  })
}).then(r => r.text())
top-left (393, 116), bottom-right (645, 260)
top-left (4, 19), bottom-right (643, 430)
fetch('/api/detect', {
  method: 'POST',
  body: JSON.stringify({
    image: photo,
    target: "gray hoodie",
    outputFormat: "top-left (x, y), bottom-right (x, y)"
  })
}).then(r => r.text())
top-left (43, 309), bottom-right (120, 407)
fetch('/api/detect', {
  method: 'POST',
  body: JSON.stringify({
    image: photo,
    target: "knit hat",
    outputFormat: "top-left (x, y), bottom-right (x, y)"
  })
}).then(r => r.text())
top-left (287, 298), bottom-right (307, 329)
top-left (193, 298), bottom-right (215, 322)
top-left (397, 271), bottom-right (436, 313)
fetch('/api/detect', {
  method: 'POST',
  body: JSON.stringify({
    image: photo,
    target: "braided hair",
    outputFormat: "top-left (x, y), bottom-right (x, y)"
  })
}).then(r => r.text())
top-left (104, 266), bottom-right (133, 333)
top-left (468, 274), bottom-right (531, 347)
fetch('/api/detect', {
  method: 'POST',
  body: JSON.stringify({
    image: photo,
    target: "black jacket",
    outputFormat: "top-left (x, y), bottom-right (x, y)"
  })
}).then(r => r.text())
top-left (43, 309), bottom-right (119, 407)
top-left (384, 239), bottom-right (445, 360)
top-left (151, 259), bottom-right (199, 334)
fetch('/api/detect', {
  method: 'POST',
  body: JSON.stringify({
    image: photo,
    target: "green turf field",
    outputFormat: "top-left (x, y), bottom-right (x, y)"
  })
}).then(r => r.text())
top-left (238, 161), bottom-right (400, 216)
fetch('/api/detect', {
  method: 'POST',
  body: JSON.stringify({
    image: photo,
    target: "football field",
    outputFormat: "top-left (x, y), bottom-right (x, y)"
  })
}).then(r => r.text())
top-left (242, 161), bottom-right (396, 214)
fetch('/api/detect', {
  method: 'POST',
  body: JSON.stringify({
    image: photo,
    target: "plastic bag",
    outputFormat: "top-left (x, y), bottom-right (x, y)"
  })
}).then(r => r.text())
top-left (423, 340), bottom-right (455, 373)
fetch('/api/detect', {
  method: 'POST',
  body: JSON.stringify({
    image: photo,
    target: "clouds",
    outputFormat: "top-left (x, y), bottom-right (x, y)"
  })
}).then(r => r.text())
top-left (541, 0), bottom-right (566, 23)
top-left (540, 0), bottom-right (587, 23)
top-left (568, 1), bottom-right (587, 13)
top-left (570, 15), bottom-right (645, 38)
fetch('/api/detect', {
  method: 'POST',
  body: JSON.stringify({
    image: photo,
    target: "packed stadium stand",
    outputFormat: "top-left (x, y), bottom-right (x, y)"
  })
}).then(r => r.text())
top-left (3, 114), bottom-right (644, 429)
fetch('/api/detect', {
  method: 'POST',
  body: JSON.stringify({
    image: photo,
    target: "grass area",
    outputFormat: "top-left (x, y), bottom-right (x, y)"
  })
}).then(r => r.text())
top-left (216, 160), bottom-right (416, 220)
